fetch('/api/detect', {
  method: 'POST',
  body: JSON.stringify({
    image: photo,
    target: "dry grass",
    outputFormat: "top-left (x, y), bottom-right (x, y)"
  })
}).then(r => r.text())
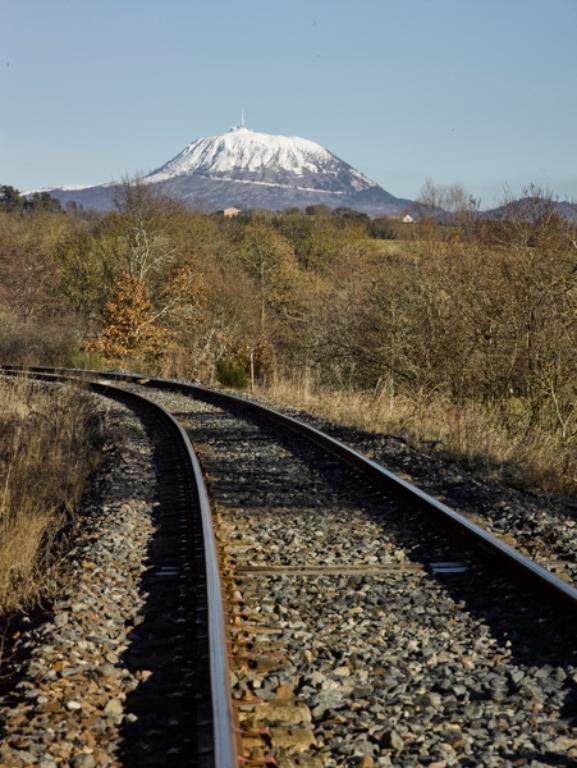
top-left (257, 374), bottom-right (577, 497)
top-left (369, 239), bottom-right (412, 258)
top-left (0, 377), bottom-right (100, 614)
top-left (0, 312), bottom-right (81, 367)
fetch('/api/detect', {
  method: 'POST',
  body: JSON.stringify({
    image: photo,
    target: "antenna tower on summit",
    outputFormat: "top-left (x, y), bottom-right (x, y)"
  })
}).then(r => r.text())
top-left (240, 109), bottom-right (245, 128)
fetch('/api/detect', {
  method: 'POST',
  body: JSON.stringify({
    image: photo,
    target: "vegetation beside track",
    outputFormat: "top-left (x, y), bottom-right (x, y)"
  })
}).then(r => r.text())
top-left (0, 378), bottom-right (101, 615)
top-left (254, 376), bottom-right (577, 496)
top-left (0, 182), bottom-right (576, 494)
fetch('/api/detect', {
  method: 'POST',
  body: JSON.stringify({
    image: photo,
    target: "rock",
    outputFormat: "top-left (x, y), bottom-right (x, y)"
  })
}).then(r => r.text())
top-left (420, 692), bottom-right (442, 709)
top-left (71, 756), bottom-right (96, 768)
top-left (103, 699), bottom-right (123, 716)
top-left (12, 752), bottom-right (38, 766)
top-left (254, 701), bottom-right (312, 724)
top-left (334, 666), bottom-right (350, 677)
top-left (270, 726), bottom-right (316, 752)
top-left (382, 731), bottom-right (404, 751)
top-left (97, 663), bottom-right (121, 679)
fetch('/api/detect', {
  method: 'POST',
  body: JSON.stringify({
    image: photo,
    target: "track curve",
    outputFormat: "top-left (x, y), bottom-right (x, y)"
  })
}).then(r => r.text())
top-left (8, 364), bottom-right (577, 617)
top-left (4, 365), bottom-right (577, 766)
top-left (0, 368), bottom-right (238, 768)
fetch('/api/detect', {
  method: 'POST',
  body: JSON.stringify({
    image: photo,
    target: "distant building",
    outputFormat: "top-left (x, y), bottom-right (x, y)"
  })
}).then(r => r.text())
top-left (223, 207), bottom-right (241, 218)
top-left (386, 212), bottom-right (416, 223)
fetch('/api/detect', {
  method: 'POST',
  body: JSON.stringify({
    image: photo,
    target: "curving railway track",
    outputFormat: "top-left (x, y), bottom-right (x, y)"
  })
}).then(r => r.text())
top-left (2, 365), bottom-right (577, 767)
top-left (0, 370), bottom-right (237, 768)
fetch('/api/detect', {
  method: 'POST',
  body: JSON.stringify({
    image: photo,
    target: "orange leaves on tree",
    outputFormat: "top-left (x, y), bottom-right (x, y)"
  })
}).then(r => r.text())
top-left (93, 271), bottom-right (172, 360)
top-left (162, 263), bottom-right (207, 323)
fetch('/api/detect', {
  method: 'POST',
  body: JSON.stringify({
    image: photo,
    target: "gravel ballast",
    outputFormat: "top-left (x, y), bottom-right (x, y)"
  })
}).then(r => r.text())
top-left (248, 395), bottom-right (577, 584)
top-left (118, 384), bottom-right (577, 768)
top-left (3, 375), bottom-right (577, 767)
top-left (0, 396), bottom-right (157, 768)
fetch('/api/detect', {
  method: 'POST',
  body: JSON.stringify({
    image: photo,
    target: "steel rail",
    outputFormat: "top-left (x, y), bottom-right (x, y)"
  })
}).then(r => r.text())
top-left (0, 367), bottom-right (238, 768)
top-left (5, 364), bottom-right (577, 618)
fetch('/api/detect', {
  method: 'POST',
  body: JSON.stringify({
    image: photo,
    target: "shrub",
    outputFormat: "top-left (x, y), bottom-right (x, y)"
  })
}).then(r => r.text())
top-left (0, 378), bottom-right (101, 614)
top-left (216, 358), bottom-right (248, 388)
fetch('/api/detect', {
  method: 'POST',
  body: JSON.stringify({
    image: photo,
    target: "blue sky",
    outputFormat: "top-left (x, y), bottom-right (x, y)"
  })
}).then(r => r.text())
top-left (1, 0), bottom-right (576, 208)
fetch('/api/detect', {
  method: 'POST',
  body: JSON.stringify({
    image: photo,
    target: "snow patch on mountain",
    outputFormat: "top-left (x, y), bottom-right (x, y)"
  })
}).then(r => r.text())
top-left (24, 182), bottom-right (114, 195)
top-left (144, 126), bottom-right (376, 193)
top-left (174, 173), bottom-right (347, 194)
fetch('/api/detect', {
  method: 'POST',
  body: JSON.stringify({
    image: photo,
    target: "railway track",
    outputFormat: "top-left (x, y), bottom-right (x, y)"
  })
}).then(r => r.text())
top-left (2, 365), bottom-right (577, 767)
top-left (0, 371), bottom-right (237, 768)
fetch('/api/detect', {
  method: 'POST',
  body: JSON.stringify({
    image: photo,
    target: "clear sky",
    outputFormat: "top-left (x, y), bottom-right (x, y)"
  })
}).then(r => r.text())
top-left (1, 0), bottom-right (576, 208)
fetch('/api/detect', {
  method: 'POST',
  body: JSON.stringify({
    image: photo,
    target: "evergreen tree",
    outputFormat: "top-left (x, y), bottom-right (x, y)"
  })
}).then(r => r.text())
top-left (0, 185), bottom-right (23, 213)
top-left (25, 192), bottom-right (62, 213)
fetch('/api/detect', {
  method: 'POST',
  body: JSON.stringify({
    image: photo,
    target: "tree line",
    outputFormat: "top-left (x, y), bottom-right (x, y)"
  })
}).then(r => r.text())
top-left (0, 180), bottom-right (575, 489)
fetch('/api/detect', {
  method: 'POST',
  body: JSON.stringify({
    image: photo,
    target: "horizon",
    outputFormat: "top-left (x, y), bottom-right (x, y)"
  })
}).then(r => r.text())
top-left (19, 121), bottom-right (576, 213)
top-left (2, 1), bottom-right (576, 207)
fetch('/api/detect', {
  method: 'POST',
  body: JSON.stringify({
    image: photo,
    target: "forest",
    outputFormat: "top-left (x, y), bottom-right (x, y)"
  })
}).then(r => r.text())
top-left (0, 182), bottom-right (576, 494)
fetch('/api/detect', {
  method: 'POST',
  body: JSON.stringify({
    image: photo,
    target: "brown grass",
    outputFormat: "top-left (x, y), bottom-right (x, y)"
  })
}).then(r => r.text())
top-left (0, 377), bottom-right (100, 614)
top-left (257, 374), bottom-right (577, 497)
top-left (0, 311), bottom-right (81, 367)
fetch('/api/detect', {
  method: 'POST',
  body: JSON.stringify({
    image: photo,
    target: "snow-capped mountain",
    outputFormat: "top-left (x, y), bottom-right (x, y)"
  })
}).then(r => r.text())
top-left (33, 125), bottom-right (415, 215)
top-left (146, 126), bottom-right (375, 192)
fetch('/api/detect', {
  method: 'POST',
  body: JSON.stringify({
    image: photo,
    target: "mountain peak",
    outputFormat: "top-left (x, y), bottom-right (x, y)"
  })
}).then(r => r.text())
top-left (144, 125), bottom-right (375, 193)
top-left (28, 125), bottom-right (413, 215)
top-left (227, 125), bottom-right (252, 134)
